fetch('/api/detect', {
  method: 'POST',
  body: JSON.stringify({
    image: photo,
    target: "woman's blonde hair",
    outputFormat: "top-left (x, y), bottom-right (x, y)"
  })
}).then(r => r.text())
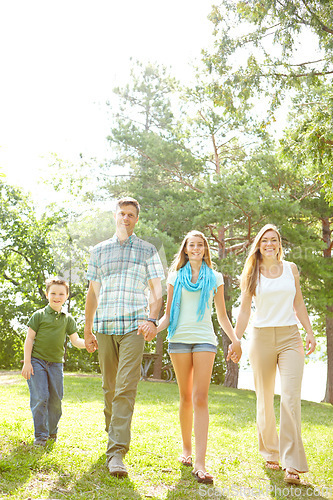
top-left (170, 230), bottom-right (213, 271)
top-left (241, 224), bottom-right (283, 296)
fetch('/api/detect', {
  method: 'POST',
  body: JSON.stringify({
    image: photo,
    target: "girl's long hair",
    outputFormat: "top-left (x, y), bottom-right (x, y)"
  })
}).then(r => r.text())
top-left (241, 224), bottom-right (283, 296)
top-left (170, 230), bottom-right (213, 271)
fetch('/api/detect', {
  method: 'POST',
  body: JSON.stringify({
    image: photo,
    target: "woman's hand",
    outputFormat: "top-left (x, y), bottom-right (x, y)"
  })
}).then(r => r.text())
top-left (227, 341), bottom-right (242, 363)
top-left (305, 332), bottom-right (316, 355)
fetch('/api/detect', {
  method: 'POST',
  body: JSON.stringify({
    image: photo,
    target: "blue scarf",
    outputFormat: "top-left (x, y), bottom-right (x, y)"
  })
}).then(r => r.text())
top-left (167, 261), bottom-right (217, 340)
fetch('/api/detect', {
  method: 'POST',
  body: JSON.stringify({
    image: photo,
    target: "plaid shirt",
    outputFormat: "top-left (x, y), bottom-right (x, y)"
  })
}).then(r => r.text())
top-left (86, 233), bottom-right (165, 335)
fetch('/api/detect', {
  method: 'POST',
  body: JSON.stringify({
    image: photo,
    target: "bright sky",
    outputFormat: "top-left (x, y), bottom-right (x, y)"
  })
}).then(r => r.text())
top-left (0, 0), bottom-right (214, 192)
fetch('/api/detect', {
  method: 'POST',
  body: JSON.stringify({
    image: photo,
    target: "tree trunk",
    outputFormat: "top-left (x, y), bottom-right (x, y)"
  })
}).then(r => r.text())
top-left (153, 299), bottom-right (165, 379)
top-left (324, 305), bottom-right (333, 404)
top-left (216, 226), bottom-right (239, 387)
top-left (153, 332), bottom-right (164, 379)
top-left (221, 329), bottom-right (239, 387)
top-left (222, 273), bottom-right (239, 388)
top-left (321, 216), bottom-right (333, 404)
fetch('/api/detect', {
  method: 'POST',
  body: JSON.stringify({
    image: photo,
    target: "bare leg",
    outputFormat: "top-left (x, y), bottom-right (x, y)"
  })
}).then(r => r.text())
top-left (192, 351), bottom-right (215, 475)
top-left (170, 353), bottom-right (194, 459)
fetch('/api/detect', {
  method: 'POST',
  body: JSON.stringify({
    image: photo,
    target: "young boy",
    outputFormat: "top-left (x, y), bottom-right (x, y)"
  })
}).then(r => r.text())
top-left (22, 278), bottom-right (87, 446)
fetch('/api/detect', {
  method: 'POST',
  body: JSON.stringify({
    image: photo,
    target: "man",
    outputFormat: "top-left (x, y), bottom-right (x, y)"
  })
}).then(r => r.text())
top-left (84, 197), bottom-right (164, 477)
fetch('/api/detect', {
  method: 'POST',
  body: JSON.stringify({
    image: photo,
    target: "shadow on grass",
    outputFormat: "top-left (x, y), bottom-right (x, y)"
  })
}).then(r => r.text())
top-left (48, 454), bottom-right (144, 500)
top-left (264, 466), bottom-right (328, 500)
top-left (0, 439), bottom-right (55, 497)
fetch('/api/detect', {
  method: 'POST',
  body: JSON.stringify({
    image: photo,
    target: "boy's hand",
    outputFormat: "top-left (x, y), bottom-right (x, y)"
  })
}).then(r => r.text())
top-left (21, 363), bottom-right (34, 380)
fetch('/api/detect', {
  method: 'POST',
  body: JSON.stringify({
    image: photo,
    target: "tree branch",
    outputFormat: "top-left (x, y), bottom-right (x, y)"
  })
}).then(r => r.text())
top-left (301, 0), bottom-right (333, 34)
top-left (3, 272), bottom-right (20, 286)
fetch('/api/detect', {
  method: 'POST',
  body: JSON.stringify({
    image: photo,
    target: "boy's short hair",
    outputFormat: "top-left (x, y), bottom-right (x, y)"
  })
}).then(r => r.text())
top-left (45, 278), bottom-right (69, 295)
top-left (116, 197), bottom-right (140, 216)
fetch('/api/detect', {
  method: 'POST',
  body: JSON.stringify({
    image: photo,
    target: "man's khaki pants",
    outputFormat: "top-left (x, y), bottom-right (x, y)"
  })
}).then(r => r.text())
top-left (249, 325), bottom-right (308, 472)
top-left (96, 330), bottom-right (145, 463)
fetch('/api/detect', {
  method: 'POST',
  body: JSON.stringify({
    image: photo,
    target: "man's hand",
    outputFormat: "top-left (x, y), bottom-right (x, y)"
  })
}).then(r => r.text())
top-left (137, 321), bottom-right (157, 342)
top-left (84, 329), bottom-right (98, 353)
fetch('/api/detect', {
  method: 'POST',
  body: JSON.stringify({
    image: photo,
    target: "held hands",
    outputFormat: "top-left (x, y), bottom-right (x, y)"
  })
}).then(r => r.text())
top-left (227, 340), bottom-right (242, 364)
top-left (305, 333), bottom-right (316, 356)
top-left (137, 321), bottom-right (157, 342)
top-left (84, 329), bottom-right (98, 353)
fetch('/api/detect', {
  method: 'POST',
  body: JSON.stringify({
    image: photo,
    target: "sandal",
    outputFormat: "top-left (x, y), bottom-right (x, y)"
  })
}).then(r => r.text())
top-left (178, 455), bottom-right (192, 467)
top-left (284, 469), bottom-right (300, 484)
top-left (265, 461), bottom-right (280, 470)
top-left (192, 469), bottom-right (214, 484)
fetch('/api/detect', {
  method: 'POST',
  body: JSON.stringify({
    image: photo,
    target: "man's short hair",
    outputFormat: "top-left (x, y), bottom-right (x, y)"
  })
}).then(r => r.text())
top-left (45, 277), bottom-right (69, 295)
top-left (116, 197), bottom-right (140, 216)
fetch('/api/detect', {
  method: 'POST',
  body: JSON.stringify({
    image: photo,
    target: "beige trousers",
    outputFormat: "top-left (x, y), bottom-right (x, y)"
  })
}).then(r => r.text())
top-left (249, 325), bottom-right (308, 472)
top-left (96, 330), bottom-right (145, 462)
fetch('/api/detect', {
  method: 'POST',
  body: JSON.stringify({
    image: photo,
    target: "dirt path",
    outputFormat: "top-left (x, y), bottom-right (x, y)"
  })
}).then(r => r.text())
top-left (0, 370), bottom-right (22, 385)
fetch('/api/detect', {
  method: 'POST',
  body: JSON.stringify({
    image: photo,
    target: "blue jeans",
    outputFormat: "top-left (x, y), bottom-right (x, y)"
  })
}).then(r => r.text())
top-left (27, 357), bottom-right (64, 440)
top-left (168, 342), bottom-right (217, 354)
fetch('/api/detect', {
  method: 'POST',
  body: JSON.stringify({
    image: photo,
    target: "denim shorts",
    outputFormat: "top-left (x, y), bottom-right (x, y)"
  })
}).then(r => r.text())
top-left (168, 342), bottom-right (217, 354)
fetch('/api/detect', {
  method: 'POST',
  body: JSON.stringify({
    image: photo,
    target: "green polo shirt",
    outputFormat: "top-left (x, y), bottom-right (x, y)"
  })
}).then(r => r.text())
top-left (28, 305), bottom-right (77, 363)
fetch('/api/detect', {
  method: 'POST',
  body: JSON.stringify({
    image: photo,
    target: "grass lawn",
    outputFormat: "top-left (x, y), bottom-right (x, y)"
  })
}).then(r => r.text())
top-left (0, 371), bottom-right (332, 499)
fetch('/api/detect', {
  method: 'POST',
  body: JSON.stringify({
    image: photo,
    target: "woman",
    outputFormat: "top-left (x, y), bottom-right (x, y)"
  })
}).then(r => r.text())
top-left (231, 224), bottom-right (316, 484)
top-left (156, 230), bottom-right (241, 484)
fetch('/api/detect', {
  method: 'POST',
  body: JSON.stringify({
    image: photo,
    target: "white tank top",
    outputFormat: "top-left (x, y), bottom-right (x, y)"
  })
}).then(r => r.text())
top-left (253, 260), bottom-right (297, 327)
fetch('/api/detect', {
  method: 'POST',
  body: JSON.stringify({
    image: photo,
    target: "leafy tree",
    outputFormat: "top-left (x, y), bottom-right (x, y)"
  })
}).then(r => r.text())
top-left (279, 119), bottom-right (333, 404)
top-left (203, 0), bottom-right (333, 198)
top-left (104, 61), bottom-right (312, 387)
top-left (0, 180), bottom-right (104, 371)
top-left (201, 0), bottom-right (333, 402)
top-left (0, 181), bottom-right (58, 368)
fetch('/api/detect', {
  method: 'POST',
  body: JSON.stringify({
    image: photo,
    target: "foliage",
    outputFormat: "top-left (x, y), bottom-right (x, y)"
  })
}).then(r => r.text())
top-left (100, 60), bottom-right (333, 389)
top-left (0, 181), bottom-right (58, 368)
top-left (203, 0), bottom-right (333, 201)
top-left (0, 180), bottom-right (112, 372)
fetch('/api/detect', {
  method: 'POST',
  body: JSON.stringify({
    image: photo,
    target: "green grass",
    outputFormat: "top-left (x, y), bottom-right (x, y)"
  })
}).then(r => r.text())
top-left (0, 371), bottom-right (332, 499)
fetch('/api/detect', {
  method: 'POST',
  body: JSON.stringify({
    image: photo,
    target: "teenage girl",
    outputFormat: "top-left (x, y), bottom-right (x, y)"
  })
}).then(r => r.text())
top-left (156, 230), bottom-right (241, 484)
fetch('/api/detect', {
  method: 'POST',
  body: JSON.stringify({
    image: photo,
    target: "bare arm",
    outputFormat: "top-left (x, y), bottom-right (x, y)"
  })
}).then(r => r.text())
top-left (84, 280), bottom-right (101, 352)
top-left (69, 332), bottom-right (86, 349)
top-left (291, 262), bottom-right (316, 355)
top-left (21, 327), bottom-right (37, 380)
top-left (138, 277), bottom-right (163, 342)
top-left (156, 283), bottom-right (174, 334)
top-left (234, 289), bottom-right (252, 340)
top-left (214, 285), bottom-right (242, 362)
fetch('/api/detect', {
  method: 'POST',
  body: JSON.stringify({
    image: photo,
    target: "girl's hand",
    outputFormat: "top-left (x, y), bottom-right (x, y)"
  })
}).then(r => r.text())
top-left (227, 342), bottom-right (241, 363)
top-left (227, 341), bottom-right (242, 363)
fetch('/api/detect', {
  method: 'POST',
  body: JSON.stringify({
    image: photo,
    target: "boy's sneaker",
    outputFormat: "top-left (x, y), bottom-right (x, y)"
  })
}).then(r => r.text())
top-left (33, 438), bottom-right (47, 447)
top-left (49, 434), bottom-right (57, 442)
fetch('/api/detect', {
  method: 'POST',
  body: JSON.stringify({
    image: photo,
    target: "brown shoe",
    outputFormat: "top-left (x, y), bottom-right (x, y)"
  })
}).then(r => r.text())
top-left (284, 469), bottom-right (300, 484)
top-left (108, 455), bottom-right (128, 478)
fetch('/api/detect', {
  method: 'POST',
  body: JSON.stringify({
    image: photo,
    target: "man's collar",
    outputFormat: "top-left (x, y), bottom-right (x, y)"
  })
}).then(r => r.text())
top-left (112, 233), bottom-right (137, 245)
